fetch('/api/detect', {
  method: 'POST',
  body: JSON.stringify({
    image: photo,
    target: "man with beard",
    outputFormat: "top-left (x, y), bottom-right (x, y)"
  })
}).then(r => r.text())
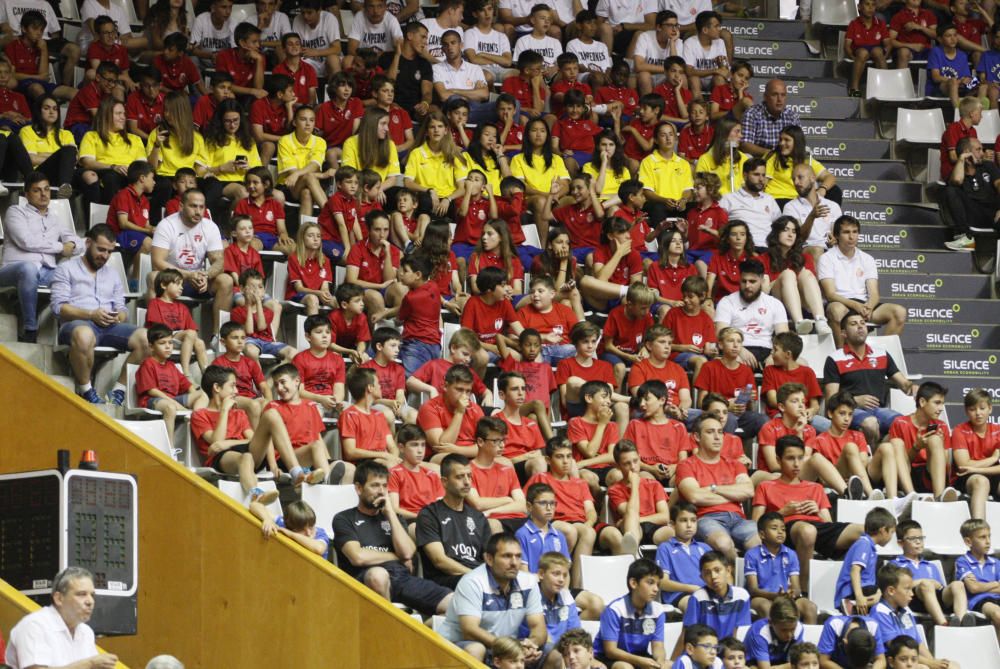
top-left (943, 136), bottom-right (1000, 251)
top-left (714, 258), bottom-right (789, 367)
top-left (0, 171), bottom-right (82, 345)
top-left (51, 223), bottom-right (148, 406)
top-left (416, 453), bottom-right (492, 590)
top-left (5, 566), bottom-right (118, 669)
top-left (782, 162), bottom-right (843, 263)
top-left (741, 79), bottom-right (801, 158)
top-left (824, 310), bottom-right (916, 446)
top-left (817, 215), bottom-right (906, 347)
top-left (439, 532), bottom-right (550, 667)
top-left (720, 157), bottom-right (780, 250)
top-left (334, 460), bottom-right (453, 615)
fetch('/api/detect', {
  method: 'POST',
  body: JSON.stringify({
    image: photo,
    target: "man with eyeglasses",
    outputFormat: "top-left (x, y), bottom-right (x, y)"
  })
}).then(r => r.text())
top-left (467, 416), bottom-right (528, 535)
top-left (416, 452), bottom-right (491, 590)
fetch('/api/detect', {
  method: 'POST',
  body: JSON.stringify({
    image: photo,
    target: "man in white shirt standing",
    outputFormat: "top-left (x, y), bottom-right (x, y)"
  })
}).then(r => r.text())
top-left (5, 567), bottom-right (118, 669)
top-left (715, 258), bottom-right (789, 367)
top-left (433, 30), bottom-right (495, 124)
top-left (782, 163), bottom-right (842, 263)
top-left (720, 157), bottom-right (780, 251)
top-left (818, 215), bottom-right (907, 347)
top-left (630, 10), bottom-right (681, 95)
top-left (345, 0), bottom-right (403, 71)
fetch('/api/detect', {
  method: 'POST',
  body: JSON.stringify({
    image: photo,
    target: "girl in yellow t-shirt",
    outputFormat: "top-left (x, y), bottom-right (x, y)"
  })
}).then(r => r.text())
top-left (13, 94), bottom-right (77, 197)
top-left (695, 118), bottom-right (749, 195)
top-left (403, 111), bottom-right (467, 216)
top-left (764, 124), bottom-right (837, 204)
top-left (341, 107), bottom-right (401, 204)
top-left (582, 131), bottom-right (632, 207)
top-left (510, 118), bottom-right (570, 239)
top-left (464, 123), bottom-right (511, 195)
top-left (202, 98), bottom-right (265, 207)
top-left (77, 97), bottom-right (146, 203)
top-left (147, 91), bottom-right (211, 220)
top-left (277, 105), bottom-right (330, 217)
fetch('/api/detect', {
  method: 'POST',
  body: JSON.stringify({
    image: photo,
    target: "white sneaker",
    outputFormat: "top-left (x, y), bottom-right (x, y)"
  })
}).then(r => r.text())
top-left (0, 183), bottom-right (10, 198)
top-left (795, 319), bottom-right (815, 335)
top-left (893, 491), bottom-right (919, 519)
top-left (939, 486), bottom-right (960, 503)
top-left (945, 234), bottom-right (975, 251)
top-left (814, 319), bottom-right (832, 336)
top-left (870, 489), bottom-right (886, 500)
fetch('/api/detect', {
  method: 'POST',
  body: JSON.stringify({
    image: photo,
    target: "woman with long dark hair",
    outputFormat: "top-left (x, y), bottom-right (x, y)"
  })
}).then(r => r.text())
top-left (510, 117), bottom-right (570, 239)
top-left (148, 90), bottom-right (214, 222)
top-left (202, 98), bottom-right (263, 218)
top-left (76, 97), bottom-right (146, 203)
top-left (341, 107), bottom-right (401, 204)
top-left (765, 125), bottom-right (839, 206)
top-left (695, 118), bottom-right (749, 195)
top-left (465, 122), bottom-right (510, 194)
top-left (7, 95), bottom-right (77, 196)
top-left (760, 215), bottom-right (830, 335)
top-left (583, 130), bottom-right (631, 206)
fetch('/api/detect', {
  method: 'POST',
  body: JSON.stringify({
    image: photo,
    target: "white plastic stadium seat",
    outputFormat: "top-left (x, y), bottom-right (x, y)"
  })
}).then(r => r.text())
top-left (116, 418), bottom-right (177, 460)
top-left (301, 483), bottom-right (359, 539)
top-left (926, 148), bottom-right (943, 186)
top-left (868, 335), bottom-right (919, 380)
top-left (230, 3), bottom-right (257, 24)
top-left (217, 479), bottom-right (282, 518)
top-left (803, 624), bottom-right (823, 645)
top-left (799, 333), bottom-right (835, 381)
top-left (866, 69), bottom-right (919, 102)
top-left (808, 559), bottom-right (843, 615)
top-left (896, 108), bottom-right (946, 146)
top-left (812, 0), bottom-right (857, 26)
top-left (934, 624), bottom-right (1000, 667)
top-left (580, 554), bottom-right (634, 604)
top-left (911, 501), bottom-right (971, 555)
top-left (89, 203), bottom-right (110, 230)
top-left (954, 108), bottom-right (1000, 145)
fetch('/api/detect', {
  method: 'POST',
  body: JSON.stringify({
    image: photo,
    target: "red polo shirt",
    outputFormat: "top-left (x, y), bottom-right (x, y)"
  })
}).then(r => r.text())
top-left (87, 41), bottom-right (129, 69)
top-left (500, 74), bottom-right (547, 110)
top-left (107, 185), bottom-right (150, 235)
top-left (646, 261), bottom-right (698, 303)
top-left (192, 94), bottom-right (218, 128)
top-left (316, 97), bottom-right (365, 147)
top-left (345, 239), bottom-right (400, 284)
top-left (153, 54), bottom-right (201, 92)
top-left (623, 118), bottom-right (656, 161)
top-left (4, 39), bottom-right (38, 75)
top-left (215, 48), bottom-right (257, 88)
top-left (846, 16), bottom-right (889, 48)
top-left (602, 304), bottom-right (652, 355)
top-left (234, 196), bottom-right (285, 237)
top-left (125, 90), bottom-right (165, 134)
top-left (593, 244), bottom-right (643, 286)
top-left (65, 81), bottom-right (105, 127)
top-left (710, 83), bottom-right (753, 115)
top-left (551, 79), bottom-right (591, 118)
top-left (940, 120), bottom-right (977, 180)
top-left (399, 280), bottom-right (441, 344)
top-left (0, 87), bottom-right (29, 118)
top-left (654, 81), bottom-right (693, 119)
top-left (286, 254), bottom-right (331, 298)
top-left (553, 202), bottom-right (602, 248)
top-left (273, 59), bottom-right (318, 104)
top-left (663, 307), bottom-right (716, 361)
top-left (552, 116), bottom-right (602, 153)
top-left (385, 104), bottom-right (413, 146)
top-left (596, 85), bottom-right (639, 116)
top-left (686, 203), bottom-right (727, 251)
top-left (249, 97), bottom-right (290, 136)
top-left (318, 191), bottom-right (360, 244)
top-left (679, 123), bottom-right (714, 160)
top-left (454, 196), bottom-right (492, 245)
top-left (328, 308), bottom-right (371, 349)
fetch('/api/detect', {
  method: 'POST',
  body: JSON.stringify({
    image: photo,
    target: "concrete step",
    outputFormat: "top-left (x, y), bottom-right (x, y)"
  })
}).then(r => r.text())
top-left (857, 223), bottom-right (949, 251)
top-left (895, 298), bottom-right (1000, 324)
top-left (899, 323), bottom-right (1000, 351)
top-left (864, 249), bottom-right (979, 276)
top-left (840, 179), bottom-right (922, 203)
top-left (877, 273), bottom-right (992, 300)
top-left (734, 38), bottom-right (817, 59)
top-left (824, 160), bottom-right (908, 181)
top-left (750, 77), bottom-right (845, 98)
top-left (799, 119), bottom-right (874, 140)
top-left (0, 313), bottom-right (16, 341)
top-left (727, 18), bottom-right (806, 40)
top-left (751, 58), bottom-right (833, 79)
top-left (787, 96), bottom-right (861, 119)
top-left (841, 202), bottom-right (940, 226)
top-left (808, 137), bottom-right (891, 160)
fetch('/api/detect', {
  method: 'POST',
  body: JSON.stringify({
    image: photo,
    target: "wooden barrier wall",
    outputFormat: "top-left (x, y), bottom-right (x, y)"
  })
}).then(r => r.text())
top-left (0, 346), bottom-right (483, 669)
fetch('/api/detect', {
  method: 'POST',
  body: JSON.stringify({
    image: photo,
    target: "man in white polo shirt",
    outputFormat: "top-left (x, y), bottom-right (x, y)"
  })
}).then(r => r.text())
top-left (432, 30), bottom-right (495, 124)
top-left (782, 162), bottom-right (841, 262)
top-left (5, 567), bottom-right (118, 669)
top-left (720, 157), bottom-right (780, 251)
top-left (818, 214), bottom-right (907, 347)
top-left (715, 258), bottom-right (789, 367)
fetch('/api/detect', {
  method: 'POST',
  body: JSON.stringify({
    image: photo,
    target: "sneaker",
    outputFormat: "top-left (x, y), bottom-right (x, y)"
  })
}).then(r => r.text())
top-left (945, 234), bottom-right (976, 251)
top-left (56, 183), bottom-right (73, 199)
top-left (306, 468), bottom-right (326, 485)
top-left (814, 320), bottom-right (832, 336)
top-left (961, 612), bottom-right (977, 626)
top-left (939, 486), bottom-right (960, 503)
top-left (847, 475), bottom-right (865, 500)
top-left (893, 491), bottom-right (919, 519)
top-left (108, 388), bottom-right (126, 406)
top-left (249, 487), bottom-right (279, 505)
top-left (947, 614), bottom-right (960, 627)
top-left (325, 461), bottom-right (346, 484)
top-left (78, 387), bottom-right (105, 404)
top-left (795, 319), bottom-right (815, 335)
top-left (620, 533), bottom-right (639, 558)
top-left (870, 489), bottom-right (886, 501)
top-left (849, 88), bottom-right (862, 98)
top-left (0, 183), bottom-right (10, 198)
top-left (17, 329), bottom-right (37, 344)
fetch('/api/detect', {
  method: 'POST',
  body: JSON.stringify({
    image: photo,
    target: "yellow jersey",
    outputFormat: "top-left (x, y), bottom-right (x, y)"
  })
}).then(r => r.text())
top-left (582, 162), bottom-right (632, 201)
top-left (509, 151), bottom-right (570, 194)
top-left (277, 131), bottom-right (327, 185)
top-left (463, 152), bottom-right (503, 193)
top-left (765, 154), bottom-right (825, 200)
top-left (19, 126), bottom-right (75, 154)
top-left (694, 150), bottom-right (749, 194)
top-left (146, 131), bottom-right (208, 177)
top-left (79, 130), bottom-right (146, 166)
top-left (341, 135), bottom-right (402, 182)
top-left (638, 151), bottom-right (694, 200)
top-left (403, 143), bottom-right (468, 198)
top-left (205, 137), bottom-right (263, 182)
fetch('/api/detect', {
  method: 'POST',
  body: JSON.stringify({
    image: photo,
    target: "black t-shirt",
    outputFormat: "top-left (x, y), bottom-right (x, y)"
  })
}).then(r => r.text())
top-left (416, 499), bottom-right (491, 587)
top-left (378, 51), bottom-right (433, 109)
top-left (332, 506), bottom-right (402, 578)
top-left (962, 161), bottom-right (1000, 206)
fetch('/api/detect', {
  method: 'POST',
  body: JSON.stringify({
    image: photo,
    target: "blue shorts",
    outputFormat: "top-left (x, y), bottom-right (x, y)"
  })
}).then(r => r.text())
top-left (68, 122), bottom-right (92, 145)
top-left (673, 351), bottom-right (698, 369)
top-left (245, 337), bottom-right (288, 356)
top-left (640, 250), bottom-right (658, 262)
top-left (565, 400), bottom-right (586, 419)
top-left (182, 282), bottom-right (213, 298)
top-left (58, 320), bottom-right (137, 349)
top-left (147, 393), bottom-right (189, 410)
top-left (232, 291), bottom-right (274, 307)
top-left (515, 246), bottom-right (543, 273)
top-left (255, 232), bottom-right (278, 250)
top-left (696, 511), bottom-right (758, 549)
top-left (288, 292), bottom-right (308, 303)
top-left (686, 249), bottom-right (714, 265)
top-left (570, 150), bottom-right (591, 167)
top-left (117, 230), bottom-right (149, 252)
top-left (850, 406), bottom-right (900, 436)
top-left (16, 78), bottom-right (57, 96)
top-left (322, 239), bottom-right (344, 260)
top-left (452, 242), bottom-right (476, 261)
top-left (572, 246), bottom-right (595, 264)
top-left (600, 351), bottom-right (629, 368)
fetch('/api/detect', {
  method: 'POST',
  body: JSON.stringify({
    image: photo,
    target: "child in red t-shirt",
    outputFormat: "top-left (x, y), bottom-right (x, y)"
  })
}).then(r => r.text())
top-left (609, 180), bottom-right (654, 253)
top-left (135, 324), bottom-right (207, 436)
top-left (468, 218), bottom-right (525, 297)
top-left (530, 226), bottom-right (584, 314)
top-left (234, 167), bottom-right (293, 254)
top-left (888, 381), bottom-right (954, 500)
top-left (190, 365), bottom-right (275, 503)
top-left (398, 252), bottom-right (443, 376)
top-left (408, 328), bottom-right (492, 403)
top-left (550, 53), bottom-right (592, 119)
top-left (388, 424), bottom-right (444, 520)
top-left (580, 216), bottom-right (643, 312)
top-left (678, 100), bottom-right (714, 162)
top-left (501, 50), bottom-right (548, 119)
top-left (7, 12), bottom-right (76, 104)
top-left (622, 95), bottom-right (663, 172)
top-left (249, 74), bottom-right (296, 165)
top-left (461, 266), bottom-right (522, 367)
top-left (686, 393), bottom-right (751, 467)
top-left (315, 73), bottom-right (364, 156)
top-left (607, 441), bottom-right (673, 545)
top-left (390, 188), bottom-right (428, 248)
top-left (328, 283), bottom-right (372, 364)
top-left (595, 59), bottom-right (638, 120)
top-left (567, 380), bottom-right (622, 495)
top-left (951, 388), bottom-right (1000, 518)
top-left (556, 321), bottom-right (630, 431)
top-left (287, 221), bottom-right (336, 313)
top-left (844, 0), bottom-right (890, 95)
top-left (601, 283), bottom-right (655, 385)
top-left (273, 32), bottom-right (318, 106)
top-left (86, 16), bottom-right (134, 91)
top-left (647, 228), bottom-right (698, 319)
top-left (552, 89), bottom-right (601, 176)
top-left (685, 172), bottom-right (728, 271)
top-left (106, 160), bottom-right (155, 278)
top-left (359, 327), bottom-right (416, 425)
top-left (155, 33), bottom-right (207, 96)
top-left (226, 216), bottom-right (281, 326)
top-left (663, 275), bottom-right (717, 377)
top-left (454, 169), bottom-right (499, 252)
top-left (445, 97), bottom-right (472, 150)
top-left (709, 59), bottom-right (753, 122)
top-left (344, 209), bottom-right (402, 325)
top-left (693, 326), bottom-right (767, 439)
top-left (624, 380), bottom-right (688, 485)
top-left (340, 367), bottom-right (399, 465)
top-left (317, 165), bottom-right (362, 259)
top-left (888, 0), bottom-right (938, 68)
top-left (468, 415), bottom-right (528, 530)
top-left (497, 93), bottom-right (526, 155)
top-left (213, 321), bottom-right (272, 426)
top-left (125, 68), bottom-right (165, 141)
top-left (415, 364), bottom-right (486, 460)
top-left (192, 71), bottom-right (232, 129)
top-left (515, 275), bottom-right (580, 366)
top-left (552, 175), bottom-right (604, 255)
top-left (761, 332), bottom-right (823, 421)
top-left (654, 57), bottom-right (693, 124)
top-left (706, 220), bottom-right (751, 302)
top-left (495, 371), bottom-right (548, 481)
top-left (292, 315), bottom-right (347, 414)
top-left (232, 269), bottom-right (295, 363)
top-left (626, 325), bottom-right (692, 422)
top-left (497, 329), bottom-right (558, 422)
top-left (145, 269), bottom-right (206, 378)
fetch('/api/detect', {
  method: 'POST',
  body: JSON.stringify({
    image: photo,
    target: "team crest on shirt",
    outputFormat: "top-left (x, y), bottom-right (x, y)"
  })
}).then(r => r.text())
top-left (299, 75), bottom-right (306, 85)
top-left (558, 606), bottom-right (569, 621)
top-left (478, 210), bottom-right (487, 220)
top-left (320, 268), bottom-right (328, 279)
top-left (510, 591), bottom-right (523, 609)
top-left (642, 618), bottom-right (656, 635)
top-left (414, 71), bottom-right (421, 81)
top-left (265, 211), bottom-right (274, 221)
top-left (856, 268), bottom-right (864, 277)
top-left (381, 520), bottom-right (391, 533)
top-left (194, 234), bottom-right (202, 242)
top-left (759, 307), bottom-right (767, 315)
top-left (494, 318), bottom-right (503, 331)
top-left (142, 208), bottom-right (149, 218)
top-left (553, 326), bottom-right (564, 336)
top-left (466, 516), bottom-right (476, 533)
top-left (693, 334), bottom-right (703, 345)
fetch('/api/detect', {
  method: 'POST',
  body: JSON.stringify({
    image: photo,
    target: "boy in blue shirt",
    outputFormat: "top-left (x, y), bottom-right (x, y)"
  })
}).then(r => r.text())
top-left (594, 558), bottom-right (669, 668)
top-left (744, 596), bottom-right (804, 668)
top-left (890, 519), bottom-right (974, 627)
top-left (249, 499), bottom-right (331, 559)
top-left (719, 638), bottom-right (746, 669)
top-left (655, 501), bottom-right (711, 613)
top-left (978, 25), bottom-right (1000, 109)
top-left (744, 511), bottom-right (818, 623)
top-left (833, 507), bottom-right (896, 614)
top-left (869, 564), bottom-right (955, 669)
top-left (518, 552), bottom-right (582, 647)
top-left (680, 551), bottom-right (752, 658)
top-left (672, 624), bottom-right (722, 669)
top-left (955, 518), bottom-right (1000, 631)
top-left (927, 23), bottom-right (985, 108)
top-left (817, 615), bottom-right (883, 669)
